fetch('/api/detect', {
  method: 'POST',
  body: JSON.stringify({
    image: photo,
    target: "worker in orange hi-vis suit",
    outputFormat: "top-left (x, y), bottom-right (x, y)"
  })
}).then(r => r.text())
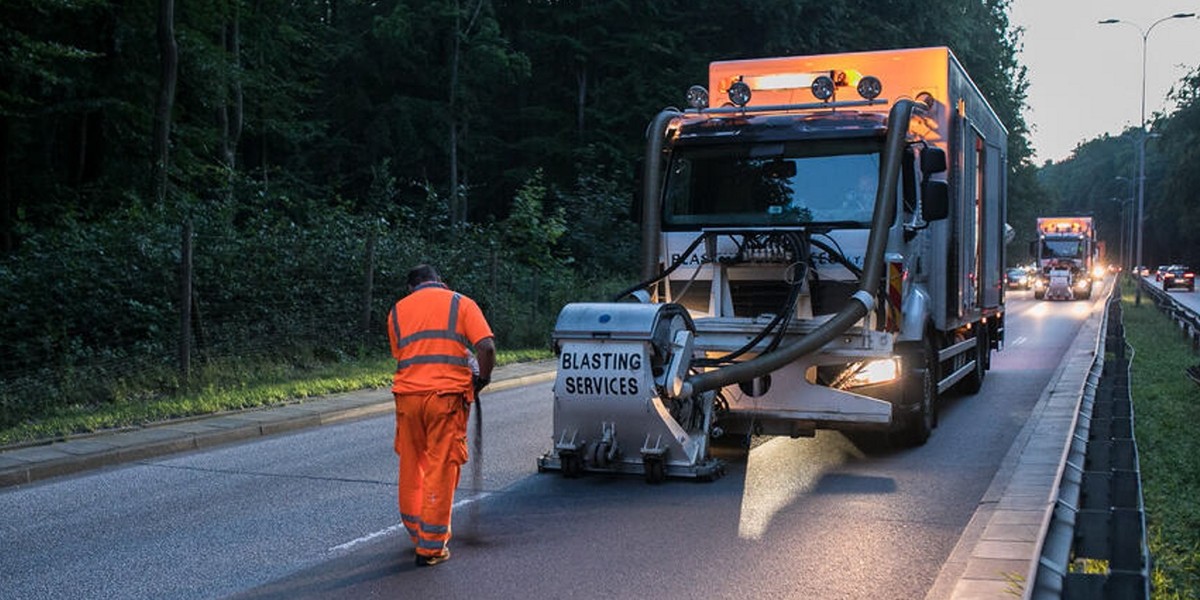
top-left (387, 264), bottom-right (495, 567)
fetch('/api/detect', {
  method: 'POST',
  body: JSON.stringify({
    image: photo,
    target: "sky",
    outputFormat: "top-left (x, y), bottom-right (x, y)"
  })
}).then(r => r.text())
top-left (1008, 0), bottom-right (1200, 164)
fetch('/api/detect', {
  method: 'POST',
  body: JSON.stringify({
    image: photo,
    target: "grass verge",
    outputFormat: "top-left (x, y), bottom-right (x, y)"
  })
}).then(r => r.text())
top-left (1120, 280), bottom-right (1200, 599)
top-left (0, 348), bottom-right (552, 447)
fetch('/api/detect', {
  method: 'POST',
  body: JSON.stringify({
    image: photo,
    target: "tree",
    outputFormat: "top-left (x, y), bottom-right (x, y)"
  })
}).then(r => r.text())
top-left (152, 0), bottom-right (178, 204)
top-left (0, 0), bottom-right (110, 248)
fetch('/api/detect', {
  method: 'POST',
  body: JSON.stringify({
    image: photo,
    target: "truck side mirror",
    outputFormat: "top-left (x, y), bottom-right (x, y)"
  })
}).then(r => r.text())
top-left (920, 147), bottom-right (947, 175)
top-left (920, 180), bottom-right (949, 221)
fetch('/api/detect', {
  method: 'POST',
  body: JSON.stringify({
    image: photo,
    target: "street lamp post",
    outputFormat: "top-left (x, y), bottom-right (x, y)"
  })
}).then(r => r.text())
top-left (1109, 198), bottom-right (1126, 276)
top-left (1099, 12), bottom-right (1196, 305)
top-left (1114, 176), bottom-right (1135, 270)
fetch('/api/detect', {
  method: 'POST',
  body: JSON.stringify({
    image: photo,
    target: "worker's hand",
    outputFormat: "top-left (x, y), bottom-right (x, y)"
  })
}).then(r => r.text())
top-left (473, 375), bottom-right (490, 395)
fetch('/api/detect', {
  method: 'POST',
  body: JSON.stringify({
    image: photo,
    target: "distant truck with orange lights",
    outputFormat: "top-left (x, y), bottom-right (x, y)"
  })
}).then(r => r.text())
top-left (1031, 216), bottom-right (1096, 300)
top-left (539, 47), bottom-right (1008, 481)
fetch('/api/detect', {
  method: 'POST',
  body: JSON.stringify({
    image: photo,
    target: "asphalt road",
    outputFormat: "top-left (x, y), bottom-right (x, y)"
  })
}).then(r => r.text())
top-left (0, 289), bottom-right (1099, 600)
top-left (1146, 273), bottom-right (1200, 311)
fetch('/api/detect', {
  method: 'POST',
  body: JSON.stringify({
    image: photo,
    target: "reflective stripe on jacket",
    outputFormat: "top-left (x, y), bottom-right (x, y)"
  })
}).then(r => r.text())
top-left (388, 282), bottom-right (493, 395)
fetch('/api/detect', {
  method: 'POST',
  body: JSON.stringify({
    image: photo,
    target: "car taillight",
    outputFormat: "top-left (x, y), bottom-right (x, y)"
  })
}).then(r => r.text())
top-left (1186, 273), bottom-right (1195, 279)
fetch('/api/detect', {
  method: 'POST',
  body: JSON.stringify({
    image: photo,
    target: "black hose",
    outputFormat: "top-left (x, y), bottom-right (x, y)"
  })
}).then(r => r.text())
top-left (614, 232), bottom-right (707, 302)
top-left (692, 231), bottom-right (808, 366)
top-left (642, 109), bottom-right (681, 282)
top-left (810, 236), bottom-right (863, 278)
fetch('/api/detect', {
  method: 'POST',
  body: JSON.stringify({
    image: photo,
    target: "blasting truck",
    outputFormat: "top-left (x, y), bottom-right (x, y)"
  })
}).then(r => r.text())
top-left (539, 47), bottom-right (1008, 482)
top-left (1031, 217), bottom-right (1096, 300)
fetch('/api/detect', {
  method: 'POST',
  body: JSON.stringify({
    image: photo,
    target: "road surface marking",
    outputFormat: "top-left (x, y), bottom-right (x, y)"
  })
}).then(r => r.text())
top-left (328, 493), bottom-right (491, 553)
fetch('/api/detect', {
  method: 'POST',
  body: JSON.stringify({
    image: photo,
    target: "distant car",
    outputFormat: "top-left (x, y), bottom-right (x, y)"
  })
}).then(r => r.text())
top-left (1162, 266), bottom-right (1195, 292)
top-left (1134, 265), bottom-right (1150, 276)
top-left (1006, 267), bottom-right (1030, 290)
top-left (1155, 265), bottom-right (1170, 281)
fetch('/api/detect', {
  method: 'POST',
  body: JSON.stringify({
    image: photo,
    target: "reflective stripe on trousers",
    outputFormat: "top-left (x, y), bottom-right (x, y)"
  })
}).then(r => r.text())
top-left (394, 391), bottom-right (469, 557)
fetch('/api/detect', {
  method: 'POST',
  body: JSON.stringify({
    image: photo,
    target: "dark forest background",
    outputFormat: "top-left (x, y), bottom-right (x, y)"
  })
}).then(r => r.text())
top-left (2, 0), bottom-right (1198, 423)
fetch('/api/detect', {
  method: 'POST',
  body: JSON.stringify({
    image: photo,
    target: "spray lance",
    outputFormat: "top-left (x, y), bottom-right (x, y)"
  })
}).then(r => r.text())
top-left (460, 352), bottom-right (488, 543)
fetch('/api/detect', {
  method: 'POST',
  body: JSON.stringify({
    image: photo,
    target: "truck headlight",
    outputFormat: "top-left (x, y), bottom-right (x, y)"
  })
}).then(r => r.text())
top-left (1075, 277), bottom-right (1091, 289)
top-left (846, 358), bottom-right (900, 387)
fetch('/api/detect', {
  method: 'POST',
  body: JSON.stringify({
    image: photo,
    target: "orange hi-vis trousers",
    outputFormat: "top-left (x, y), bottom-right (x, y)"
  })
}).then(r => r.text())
top-left (394, 391), bottom-right (470, 557)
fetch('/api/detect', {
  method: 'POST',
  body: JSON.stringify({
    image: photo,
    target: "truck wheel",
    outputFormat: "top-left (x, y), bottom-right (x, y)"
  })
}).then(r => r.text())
top-left (1034, 289), bottom-right (1045, 300)
top-left (895, 337), bottom-right (938, 447)
top-left (959, 326), bottom-right (987, 394)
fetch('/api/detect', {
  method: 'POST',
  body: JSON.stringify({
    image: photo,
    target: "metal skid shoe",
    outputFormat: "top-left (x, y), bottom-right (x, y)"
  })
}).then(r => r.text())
top-left (536, 302), bottom-right (724, 483)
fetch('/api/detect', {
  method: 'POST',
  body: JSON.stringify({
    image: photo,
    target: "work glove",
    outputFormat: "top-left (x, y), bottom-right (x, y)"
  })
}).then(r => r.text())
top-left (472, 375), bottom-right (490, 395)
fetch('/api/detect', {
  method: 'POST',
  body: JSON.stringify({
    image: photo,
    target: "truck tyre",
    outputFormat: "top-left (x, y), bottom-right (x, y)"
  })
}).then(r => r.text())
top-left (959, 326), bottom-right (987, 394)
top-left (1034, 289), bottom-right (1045, 300)
top-left (895, 337), bottom-right (938, 447)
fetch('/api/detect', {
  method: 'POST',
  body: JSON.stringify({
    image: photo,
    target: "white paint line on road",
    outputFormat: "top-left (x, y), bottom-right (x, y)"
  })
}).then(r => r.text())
top-left (327, 492), bottom-right (491, 554)
top-left (328, 523), bottom-right (408, 554)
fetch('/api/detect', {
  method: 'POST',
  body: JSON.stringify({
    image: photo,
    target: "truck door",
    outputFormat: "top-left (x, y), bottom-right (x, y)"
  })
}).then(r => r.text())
top-left (981, 139), bottom-right (1005, 309)
top-left (958, 126), bottom-right (981, 318)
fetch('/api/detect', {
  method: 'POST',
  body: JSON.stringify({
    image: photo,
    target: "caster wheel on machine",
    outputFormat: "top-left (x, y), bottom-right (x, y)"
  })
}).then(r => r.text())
top-left (561, 452), bottom-right (583, 479)
top-left (643, 458), bottom-right (665, 485)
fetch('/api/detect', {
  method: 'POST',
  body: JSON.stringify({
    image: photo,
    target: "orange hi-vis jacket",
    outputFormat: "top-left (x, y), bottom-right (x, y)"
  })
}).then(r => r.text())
top-left (387, 282), bottom-right (494, 396)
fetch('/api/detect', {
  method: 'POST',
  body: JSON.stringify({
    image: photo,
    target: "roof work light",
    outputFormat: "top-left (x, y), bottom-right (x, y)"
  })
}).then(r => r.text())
top-left (811, 75), bottom-right (835, 100)
top-left (727, 78), bottom-right (752, 107)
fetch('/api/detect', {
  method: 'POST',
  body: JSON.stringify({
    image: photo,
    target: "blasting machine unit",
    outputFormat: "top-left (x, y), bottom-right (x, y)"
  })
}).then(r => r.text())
top-left (539, 47), bottom-right (1008, 483)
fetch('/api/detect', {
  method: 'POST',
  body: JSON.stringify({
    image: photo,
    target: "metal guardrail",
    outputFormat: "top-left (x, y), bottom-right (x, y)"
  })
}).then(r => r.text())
top-left (1033, 283), bottom-right (1150, 599)
top-left (1139, 276), bottom-right (1200, 359)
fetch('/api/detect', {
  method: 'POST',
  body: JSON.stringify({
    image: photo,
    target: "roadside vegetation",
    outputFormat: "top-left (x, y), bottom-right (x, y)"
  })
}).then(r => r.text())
top-left (1120, 280), bottom-right (1200, 599)
top-left (0, 348), bottom-right (551, 447)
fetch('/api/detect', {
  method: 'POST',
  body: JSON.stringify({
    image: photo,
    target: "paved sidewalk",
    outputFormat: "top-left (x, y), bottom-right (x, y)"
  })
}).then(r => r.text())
top-left (0, 360), bottom-right (557, 489)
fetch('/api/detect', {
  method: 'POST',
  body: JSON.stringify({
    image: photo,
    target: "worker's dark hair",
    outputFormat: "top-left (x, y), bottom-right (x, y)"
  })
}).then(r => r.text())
top-left (406, 264), bottom-right (441, 288)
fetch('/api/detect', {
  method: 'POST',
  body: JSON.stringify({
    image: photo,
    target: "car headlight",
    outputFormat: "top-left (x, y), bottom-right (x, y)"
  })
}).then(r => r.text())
top-left (846, 359), bottom-right (900, 387)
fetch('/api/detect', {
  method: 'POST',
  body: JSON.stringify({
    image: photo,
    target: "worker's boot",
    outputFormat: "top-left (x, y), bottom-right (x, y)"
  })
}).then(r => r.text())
top-left (415, 548), bottom-right (450, 567)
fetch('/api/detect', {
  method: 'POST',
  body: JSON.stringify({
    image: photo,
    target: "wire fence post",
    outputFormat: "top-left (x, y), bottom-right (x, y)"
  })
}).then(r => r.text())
top-left (179, 219), bottom-right (193, 382)
top-left (361, 227), bottom-right (377, 335)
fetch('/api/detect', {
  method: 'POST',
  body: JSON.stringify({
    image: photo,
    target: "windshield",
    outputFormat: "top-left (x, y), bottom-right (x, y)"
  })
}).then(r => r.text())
top-left (662, 140), bottom-right (883, 229)
top-left (1041, 237), bottom-right (1083, 259)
